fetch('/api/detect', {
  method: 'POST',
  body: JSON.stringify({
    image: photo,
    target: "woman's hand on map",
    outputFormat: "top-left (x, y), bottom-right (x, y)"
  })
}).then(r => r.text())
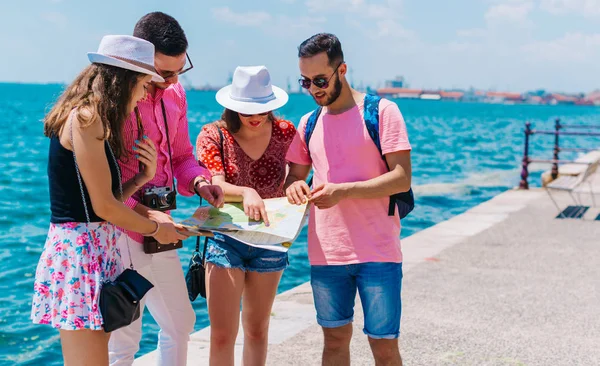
top-left (153, 222), bottom-right (189, 244)
top-left (286, 180), bottom-right (311, 205)
top-left (148, 210), bottom-right (189, 243)
top-left (241, 188), bottom-right (270, 226)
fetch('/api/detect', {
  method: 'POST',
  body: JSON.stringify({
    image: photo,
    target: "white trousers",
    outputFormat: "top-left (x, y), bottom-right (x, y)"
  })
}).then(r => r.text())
top-left (108, 235), bottom-right (195, 366)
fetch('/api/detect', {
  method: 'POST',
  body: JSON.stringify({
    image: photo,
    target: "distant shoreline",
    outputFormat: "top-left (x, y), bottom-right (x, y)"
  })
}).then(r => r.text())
top-left (1, 82), bottom-right (597, 108)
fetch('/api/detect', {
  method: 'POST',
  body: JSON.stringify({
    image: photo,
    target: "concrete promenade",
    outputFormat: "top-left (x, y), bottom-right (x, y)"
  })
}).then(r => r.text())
top-left (136, 169), bottom-right (600, 365)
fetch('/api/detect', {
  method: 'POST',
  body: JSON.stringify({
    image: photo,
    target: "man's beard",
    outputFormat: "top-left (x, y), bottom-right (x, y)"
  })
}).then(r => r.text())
top-left (313, 75), bottom-right (342, 107)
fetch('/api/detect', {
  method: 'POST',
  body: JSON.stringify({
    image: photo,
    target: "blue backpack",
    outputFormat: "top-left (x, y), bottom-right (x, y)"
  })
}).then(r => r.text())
top-left (304, 94), bottom-right (415, 219)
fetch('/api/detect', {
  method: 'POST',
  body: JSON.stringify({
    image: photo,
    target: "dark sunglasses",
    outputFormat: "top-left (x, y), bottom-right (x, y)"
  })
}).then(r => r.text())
top-left (239, 112), bottom-right (269, 117)
top-left (157, 53), bottom-right (194, 80)
top-left (298, 62), bottom-right (343, 89)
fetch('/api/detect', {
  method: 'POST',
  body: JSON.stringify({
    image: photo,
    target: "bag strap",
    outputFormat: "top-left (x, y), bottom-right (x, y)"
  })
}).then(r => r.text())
top-left (194, 236), bottom-right (208, 254)
top-left (134, 107), bottom-right (145, 174)
top-left (304, 107), bottom-right (322, 154)
top-left (194, 197), bottom-right (209, 262)
top-left (304, 108), bottom-right (321, 187)
top-left (193, 124), bottom-right (223, 259)
top-left (69, 113), bottom-right (135, 269)
top-left (216, 125), bottom-right (227, 180)
top-left (362, 95), bottom-right (397, 216)
top-left (160, 100), bottom-right (177, 193)
top-left (133, 102), bottom-right (177, 193)
top-left (362, 94), bottom-right (384, 157)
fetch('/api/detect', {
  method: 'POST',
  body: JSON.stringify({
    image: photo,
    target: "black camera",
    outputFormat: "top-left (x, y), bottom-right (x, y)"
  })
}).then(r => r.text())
top-left (142, 186), bottom-right (177, 212)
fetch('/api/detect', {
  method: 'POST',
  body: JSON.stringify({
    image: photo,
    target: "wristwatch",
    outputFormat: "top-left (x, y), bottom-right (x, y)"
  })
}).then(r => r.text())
top-left (194, 177), bottom-right (211, 195)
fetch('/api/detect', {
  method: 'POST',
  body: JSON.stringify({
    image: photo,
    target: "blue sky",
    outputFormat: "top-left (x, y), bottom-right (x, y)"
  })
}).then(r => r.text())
top-left (2, 0), bottom-right (599, 93)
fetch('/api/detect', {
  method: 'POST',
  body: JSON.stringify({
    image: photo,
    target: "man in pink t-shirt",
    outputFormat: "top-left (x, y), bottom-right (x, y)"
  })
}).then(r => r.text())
top-left (285, 33), bottom-right (412, 365)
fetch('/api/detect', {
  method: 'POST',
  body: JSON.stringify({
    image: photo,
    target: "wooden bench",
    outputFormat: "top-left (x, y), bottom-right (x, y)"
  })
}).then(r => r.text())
top-left (545, 159), bottom-right (599, 218)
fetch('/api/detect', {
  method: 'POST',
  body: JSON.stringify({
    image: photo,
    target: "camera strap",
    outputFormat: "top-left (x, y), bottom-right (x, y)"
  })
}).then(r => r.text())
top-left (160, 99), bottom-right (177, 194)
top-left (134, 107), bottom-right (145, 175)
top-left (133, 101), bottom-right (177, 194)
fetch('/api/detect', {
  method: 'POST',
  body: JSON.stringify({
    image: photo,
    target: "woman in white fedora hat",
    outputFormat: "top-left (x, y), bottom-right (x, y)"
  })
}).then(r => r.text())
top-left (31, 35), bottom-right (187, 365)
top-left (196, 65), bottom-right (295, 365)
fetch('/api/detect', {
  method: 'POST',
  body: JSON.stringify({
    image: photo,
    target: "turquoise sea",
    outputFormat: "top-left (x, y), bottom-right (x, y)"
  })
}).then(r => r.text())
top-left (0, 83), bottom-right (598, 365)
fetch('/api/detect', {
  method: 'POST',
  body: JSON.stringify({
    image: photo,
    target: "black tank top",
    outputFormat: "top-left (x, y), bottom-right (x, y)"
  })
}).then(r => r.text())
top-left (48, 136), bottom-right (120, 223)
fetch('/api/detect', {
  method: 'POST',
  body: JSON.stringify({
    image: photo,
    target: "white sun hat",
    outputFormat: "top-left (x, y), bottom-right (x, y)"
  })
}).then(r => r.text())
top-left (87, 35), bottom-right (164, 83)
top-left (216, 66), bottom-right (288, 115)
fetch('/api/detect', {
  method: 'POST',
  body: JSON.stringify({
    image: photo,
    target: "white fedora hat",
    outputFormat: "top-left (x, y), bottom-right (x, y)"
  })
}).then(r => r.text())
top-left (88, 35), bottom-right (164, 83)
top-left (216, 66), bottom-right (288, 115)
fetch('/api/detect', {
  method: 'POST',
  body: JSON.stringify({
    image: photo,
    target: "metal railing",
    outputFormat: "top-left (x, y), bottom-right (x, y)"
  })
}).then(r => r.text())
top-left (519, 119), bottom-right (600, 189)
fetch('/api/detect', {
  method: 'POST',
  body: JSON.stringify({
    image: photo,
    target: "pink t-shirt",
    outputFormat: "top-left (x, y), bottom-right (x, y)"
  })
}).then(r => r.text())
top-left (286, 97), bottom-right (411, 265)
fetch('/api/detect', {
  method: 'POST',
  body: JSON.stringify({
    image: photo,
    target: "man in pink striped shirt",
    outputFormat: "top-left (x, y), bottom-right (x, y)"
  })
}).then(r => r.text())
top-left (109, 12), bottom-right (224, 366)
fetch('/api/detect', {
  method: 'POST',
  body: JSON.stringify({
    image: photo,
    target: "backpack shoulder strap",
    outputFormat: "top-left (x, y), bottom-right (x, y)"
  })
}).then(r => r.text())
top-left (363, 94), bottom-right (397, 216)
top-left (303, 107), bottom-right (322, 187)
top-left (362, 94), bottom-right (384, 158)
top-left (304, 107), bottom-right (322, 154)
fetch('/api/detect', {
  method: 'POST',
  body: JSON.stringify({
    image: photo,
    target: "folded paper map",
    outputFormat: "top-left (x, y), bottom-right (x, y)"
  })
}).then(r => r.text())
top-left (179, 197), bottom-right (309, 252)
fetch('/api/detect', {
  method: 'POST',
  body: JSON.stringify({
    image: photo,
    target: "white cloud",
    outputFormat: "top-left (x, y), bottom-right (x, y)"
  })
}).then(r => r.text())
top-left (305, 0), bottom-right (365, 13)
top-left (373, 18), bottom-right (416, 40)
top-left (521, 32), bottom-right (600, 63)
top-left (365, 3), bottom-right (390, 18)
top-left (539, 0), bottom-right (600, 17)
top-left (304, 0), bottom-right (410, 40)
top-left (305, 0), bottom-right (403, 17)
top-left (212, 1), bottom-right (410, 41)
top-left (267, 14), bottom-right (327, 38)
top-left (484, 1), bottom-right (535, 26)
top-left (211, 7), bottom-right (272, 27)
top-left (211, 7), bottom-right (325, 39)
top-left (457, 28), bottom-right (487, 38)
top-left (41, 12), bottom-right (67, 29)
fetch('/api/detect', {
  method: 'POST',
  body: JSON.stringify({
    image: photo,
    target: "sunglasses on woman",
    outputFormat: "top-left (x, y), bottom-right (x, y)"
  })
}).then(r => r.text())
top-left (298, 62), bottom-right (343, 89)
top-left (239, 112), bottom-right (269, 117)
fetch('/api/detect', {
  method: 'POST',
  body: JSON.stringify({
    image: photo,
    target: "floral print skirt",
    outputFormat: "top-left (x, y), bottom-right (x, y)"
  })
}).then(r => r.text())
top-left (31, 222), bottom-right (124, 330)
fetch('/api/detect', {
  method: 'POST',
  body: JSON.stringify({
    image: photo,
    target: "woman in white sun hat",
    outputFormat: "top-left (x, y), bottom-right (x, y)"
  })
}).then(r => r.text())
top-left (196, 65), bottom-right (295, 365)
top-left (31, 35), bottom-right (186, 365)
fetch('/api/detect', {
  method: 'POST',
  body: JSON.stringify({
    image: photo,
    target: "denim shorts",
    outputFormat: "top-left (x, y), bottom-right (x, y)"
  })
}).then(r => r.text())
top-left (310, 262), bottom-right (403, 339)
top-left (205, 234), bottom-right (288, 273)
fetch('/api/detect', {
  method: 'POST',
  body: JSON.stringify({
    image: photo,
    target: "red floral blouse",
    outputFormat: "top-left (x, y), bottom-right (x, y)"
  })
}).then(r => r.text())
top-left (196, 120), bottom-right (297, 199)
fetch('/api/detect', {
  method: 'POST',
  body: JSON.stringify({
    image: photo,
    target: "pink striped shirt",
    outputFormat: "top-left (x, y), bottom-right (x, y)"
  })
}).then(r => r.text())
top-left (119, 82), bottom-right (210, 244)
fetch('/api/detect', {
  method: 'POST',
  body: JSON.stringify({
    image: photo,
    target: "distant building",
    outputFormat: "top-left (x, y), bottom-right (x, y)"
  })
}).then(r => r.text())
top-left (485, 91), bottom-right (524, 104)
top-left (376, 87), bottom-right (422, 98)
top-left (420, 90), bottom-right (441, 101)
top-left (585, 90), bottom-right (600, 106)
top-left (384, 76), bottom-right (406, 89)
top-left (545, 93), bottom-right (578, 105)
top-left (439, 91), bottom-right (464, 101)
top-left (525, 96), bottom-right (543, 105)
top-left (461, 89), bottom-right (485, 103)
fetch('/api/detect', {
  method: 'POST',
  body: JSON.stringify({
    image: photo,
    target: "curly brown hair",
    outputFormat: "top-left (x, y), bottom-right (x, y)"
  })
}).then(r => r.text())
top-left (43, 64), bottom-right (143, 158)
top-left (220, 109), bottom-right (276, 133)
